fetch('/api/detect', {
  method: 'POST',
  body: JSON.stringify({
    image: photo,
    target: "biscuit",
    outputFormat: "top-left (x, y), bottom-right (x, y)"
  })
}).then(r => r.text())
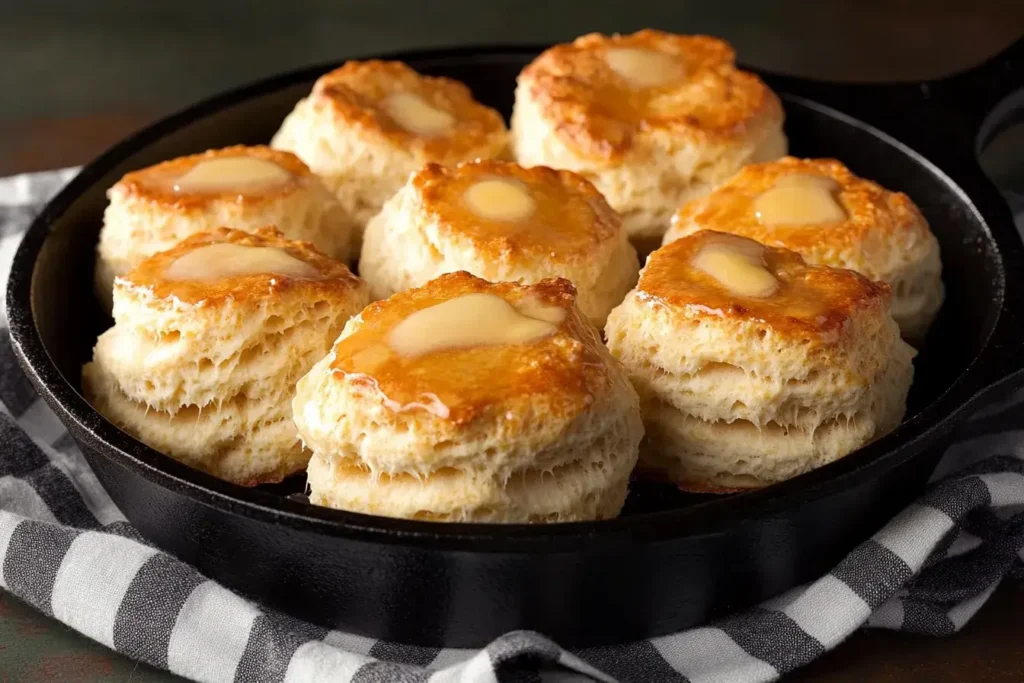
top-left (271, 60), bottom-right (509, 247)
top-left (359, 160), bottom-right (638, 327)
top-left (665, 157), bottom-right (943, 338)
top-left (294, 272), bottom-right (643, 522)
top-left (83, 226), bottom-right (369, 485)
top-left (512, 30), bottom-right (786, 249)
top-left (605, 230), bottom-right (915, 491)
top-left (95, 145), bottom-right (353, 309)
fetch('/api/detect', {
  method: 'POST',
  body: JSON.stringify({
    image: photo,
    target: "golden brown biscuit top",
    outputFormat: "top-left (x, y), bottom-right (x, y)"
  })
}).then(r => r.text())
top-left (412, 160), bottom-right (623, 260)
top-left (330, 272), bottom-right (610, 424)
top-left (123, 226), bottom-right (362, 305)
top-left (639, 231), bottom-right (891, 340)
top-left (309, 60), bottom-right (507, 163)
top-left (668, 157), bottom-right (930, 256)
top-left (112, 146), bottom-right (314, 209)
top-left (519, 30), bottom-right (781, 161)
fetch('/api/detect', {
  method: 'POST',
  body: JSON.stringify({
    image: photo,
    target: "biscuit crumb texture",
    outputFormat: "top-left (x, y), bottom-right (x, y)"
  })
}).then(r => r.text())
top-left (606, 262), bottom-right (915, 490)
top-left (84, 230), bottom-right (369, 486)
top-left (359, 163), bottom-right (639, 327)
top-left (294, 273), bottom-right (644, 522)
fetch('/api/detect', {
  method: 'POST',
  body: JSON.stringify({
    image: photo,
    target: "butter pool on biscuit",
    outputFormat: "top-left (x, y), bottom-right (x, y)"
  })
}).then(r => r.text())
top-left (665, 157), bottom-right (943, 339)
top-left (95, 145), bottom-right (353, 308)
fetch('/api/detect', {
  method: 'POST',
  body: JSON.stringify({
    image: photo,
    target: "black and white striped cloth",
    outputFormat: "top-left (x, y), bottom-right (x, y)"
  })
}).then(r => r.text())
top-left (2, 168), bottom-right (1023, 683)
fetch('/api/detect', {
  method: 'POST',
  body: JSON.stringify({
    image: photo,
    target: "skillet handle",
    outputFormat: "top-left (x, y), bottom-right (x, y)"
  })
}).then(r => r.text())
top-left (768, 37), bottom-right (1024, 156)
top-left (924, 36), bottom-right (1024, 153)
top-left (918, 37), bottom-right (1024, 411)
top-left (925, 37), bottom-right (1024, 410)
top-left (917, 38), bottom-right (1024, 412)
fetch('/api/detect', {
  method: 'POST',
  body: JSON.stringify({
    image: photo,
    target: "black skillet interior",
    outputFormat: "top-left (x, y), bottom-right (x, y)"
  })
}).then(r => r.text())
top-left (9, 42), bottom-right (1024, 646)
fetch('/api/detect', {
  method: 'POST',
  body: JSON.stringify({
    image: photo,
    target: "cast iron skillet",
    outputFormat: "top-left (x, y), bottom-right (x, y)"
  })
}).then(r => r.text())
top-left (8, 39), bottom-right (1024, 648)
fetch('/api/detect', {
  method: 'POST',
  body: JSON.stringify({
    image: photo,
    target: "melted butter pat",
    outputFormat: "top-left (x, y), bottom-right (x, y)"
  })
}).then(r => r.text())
top-left (384, 93), bottom-right (456, 136)
top-left (386, 293), bottom-right (565, 357)
top-left (605, 48), bottom-right (685, 87)
top-left (754, 173), bottom-right (847, 226)
top-left (348, 344), bottom-right (392, 374)
top-left (514, 293), bottom-right (568, 323)
top-left (165, 243), bottom-right (320, 281)
top-left (693, 240), bottom-right (778, 298)
top-left (463, 179), bottom-right (536, 222)
top-left (173, 157), bottom-right (290, 193)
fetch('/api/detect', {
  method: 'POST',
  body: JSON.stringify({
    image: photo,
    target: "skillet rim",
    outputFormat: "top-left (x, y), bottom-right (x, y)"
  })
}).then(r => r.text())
top-left (5, 43), bottom-right (1017, 552)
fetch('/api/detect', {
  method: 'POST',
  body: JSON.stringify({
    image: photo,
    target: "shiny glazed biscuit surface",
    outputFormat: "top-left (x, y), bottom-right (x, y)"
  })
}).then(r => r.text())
top-left (666, 157), bottom-right (930, 265)
top-left (307, 60), bottom-right (507, 162)
top-left (112, 145), bottom-right (314, 208)
top-left (329, 272), bottom-right (610, 426)
top-left (412, 160), bottom-right (623, 259)
top-left (517, 30), bottom-right (782, 161)
top-left (124, 226), bottom-right (362, 305)
top-left (665, 156), bottom-right (943, 338)
top-left (640, 230), bottom-right (892, 342)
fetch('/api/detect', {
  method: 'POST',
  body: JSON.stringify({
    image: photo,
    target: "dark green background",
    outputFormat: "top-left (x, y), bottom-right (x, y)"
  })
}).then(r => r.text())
top-left (3, 0), bottom-right (1023, 122)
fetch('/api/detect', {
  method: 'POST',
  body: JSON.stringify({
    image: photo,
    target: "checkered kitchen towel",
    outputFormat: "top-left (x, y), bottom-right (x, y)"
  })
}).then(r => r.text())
top-left (2, 169), bottom-right (1024, 683)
